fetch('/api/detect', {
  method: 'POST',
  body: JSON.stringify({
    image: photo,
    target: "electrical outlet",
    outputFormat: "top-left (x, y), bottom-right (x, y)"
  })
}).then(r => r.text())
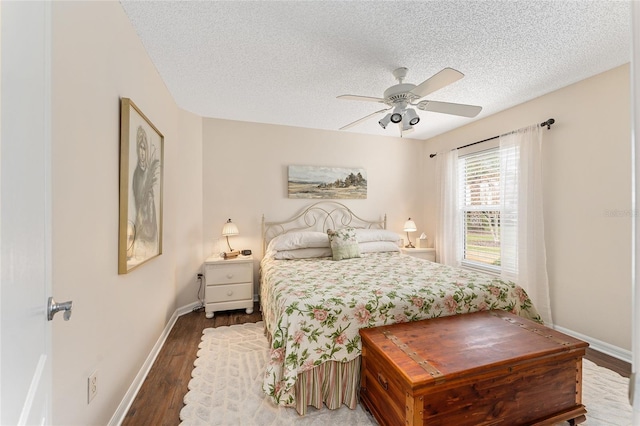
top-left (87, 370), bottom-right (98, 404)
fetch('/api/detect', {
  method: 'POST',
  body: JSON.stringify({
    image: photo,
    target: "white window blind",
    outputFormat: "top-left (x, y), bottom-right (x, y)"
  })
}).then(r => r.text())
top-left (459, 148), bottom-right (502, 271)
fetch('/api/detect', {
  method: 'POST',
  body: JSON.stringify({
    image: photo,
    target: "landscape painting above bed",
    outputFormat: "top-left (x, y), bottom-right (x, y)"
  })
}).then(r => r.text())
top-left (288, 165), bottom-right (367, 199)
top-left (260, 202), bottom-right (541, 415)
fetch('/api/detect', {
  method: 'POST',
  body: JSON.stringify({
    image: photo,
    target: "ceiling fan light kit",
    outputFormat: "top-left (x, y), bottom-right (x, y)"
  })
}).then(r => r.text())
top-left (405, 108), bottom-right (420, 126)
top-left (338, 67), bottom-right (482, 135)
top-left (390, 107), bottom-right (403, 124)
top-left (378, 113), bottom-right (392, 129)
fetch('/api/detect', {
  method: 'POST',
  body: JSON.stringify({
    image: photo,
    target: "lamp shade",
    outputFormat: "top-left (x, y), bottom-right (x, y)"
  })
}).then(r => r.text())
top-left (403, 218), bottom-right (417, 232)
top-left (221, 219), bottom-right (239, 236)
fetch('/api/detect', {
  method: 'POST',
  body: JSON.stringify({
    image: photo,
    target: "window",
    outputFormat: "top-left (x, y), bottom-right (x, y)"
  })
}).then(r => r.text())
top-left (458, 148), bottom-right (502, 272)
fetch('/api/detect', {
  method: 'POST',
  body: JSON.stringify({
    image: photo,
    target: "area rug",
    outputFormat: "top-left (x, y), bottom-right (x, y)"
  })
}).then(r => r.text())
top-left (179, 321), bottom-right (633, 425)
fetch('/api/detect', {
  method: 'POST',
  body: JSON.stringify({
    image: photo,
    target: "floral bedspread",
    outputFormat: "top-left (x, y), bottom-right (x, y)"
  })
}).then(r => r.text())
top-left (259, 251), bottom-right (541, 407)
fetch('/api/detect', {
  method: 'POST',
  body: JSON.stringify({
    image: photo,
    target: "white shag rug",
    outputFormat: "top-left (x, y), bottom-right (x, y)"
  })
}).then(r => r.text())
top-left (179, 321), bottom-right (633, 426)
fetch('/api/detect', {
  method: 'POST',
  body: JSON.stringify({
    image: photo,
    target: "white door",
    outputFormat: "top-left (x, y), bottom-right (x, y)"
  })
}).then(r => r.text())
top-left (634, 1), bottom-right (640, 423)
top-left (0, 2), bottom-right (54, 424)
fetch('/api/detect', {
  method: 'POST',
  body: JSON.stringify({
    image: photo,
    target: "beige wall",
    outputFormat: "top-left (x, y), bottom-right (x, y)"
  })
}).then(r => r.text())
top-left (51, 2), bottom-right (202, 425)
top-left (174, 110), bottom-right (204, 308)
top-left (202, 119), bottom-right (425, 292)
top-left (45, 2), bottom-right (632, 423)
top-left (422, 64), bottom-right (632, 351)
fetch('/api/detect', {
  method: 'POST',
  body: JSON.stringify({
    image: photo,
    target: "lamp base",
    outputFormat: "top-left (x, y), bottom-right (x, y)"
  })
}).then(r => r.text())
top-left (405, 242), bottom-right (415, 248)
top-left (225, 236), bottom-right (234, 252)
top-left (223, 250), bottom-right (240, 259)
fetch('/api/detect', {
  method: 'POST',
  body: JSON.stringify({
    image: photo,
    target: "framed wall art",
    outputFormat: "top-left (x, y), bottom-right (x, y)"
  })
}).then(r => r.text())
top-left (288, 165), bottom-right (367, 199)
top-left (118, 98), bottom-right (164, 274)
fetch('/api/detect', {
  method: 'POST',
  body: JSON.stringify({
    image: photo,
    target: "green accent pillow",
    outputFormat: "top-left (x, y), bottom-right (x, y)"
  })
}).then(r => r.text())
top-left (327, 227), bottom-right (361, 261)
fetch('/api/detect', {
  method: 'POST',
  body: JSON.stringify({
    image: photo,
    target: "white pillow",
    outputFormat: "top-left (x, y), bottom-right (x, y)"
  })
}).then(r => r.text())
top-left (267, 231), bottom-right (330, 251)
top-left (355, 228), bottom-right (402, 244)
top-left (359, 241), bottom-right (402, 254)
top-left (273, 247), bottom-right (332, 260)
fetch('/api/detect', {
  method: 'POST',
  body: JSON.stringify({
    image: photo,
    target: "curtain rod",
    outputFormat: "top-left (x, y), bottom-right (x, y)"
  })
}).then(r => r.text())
top-left (428, 118), bottom-right (555, 158)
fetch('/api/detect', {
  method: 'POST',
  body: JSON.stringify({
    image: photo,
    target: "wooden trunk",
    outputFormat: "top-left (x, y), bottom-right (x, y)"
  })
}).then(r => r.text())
top-left (359, 310), bottom-right (588, 426)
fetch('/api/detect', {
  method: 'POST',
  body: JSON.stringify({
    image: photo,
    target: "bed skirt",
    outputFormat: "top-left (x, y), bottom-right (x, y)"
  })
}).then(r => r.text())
top-left (293, 357), bottom-right (361, 415)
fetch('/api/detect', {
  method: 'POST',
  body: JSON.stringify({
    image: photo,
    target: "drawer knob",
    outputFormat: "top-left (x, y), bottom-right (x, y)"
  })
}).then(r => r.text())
top-left (377, 372), bottom-right (388, 390)
top-left (227, 290), bottom-right (233, 296)
top-left (226, 274), bottom-right (234, 279)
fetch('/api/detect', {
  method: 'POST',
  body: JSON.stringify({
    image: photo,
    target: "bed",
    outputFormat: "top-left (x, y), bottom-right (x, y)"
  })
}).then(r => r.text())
top-left (259, 202), bottom-right (542, 415)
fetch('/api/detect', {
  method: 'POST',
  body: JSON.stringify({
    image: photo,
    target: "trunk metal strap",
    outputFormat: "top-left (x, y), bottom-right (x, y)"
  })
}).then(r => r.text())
top-left (381, 330), bottom-right (444, 378)
top-left (490, 311), bottom-right (572, 347)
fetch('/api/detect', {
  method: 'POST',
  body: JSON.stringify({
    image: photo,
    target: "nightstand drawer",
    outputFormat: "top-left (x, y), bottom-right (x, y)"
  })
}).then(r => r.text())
top-left (401, 247), bottom-right (436, 262)
top-left (205, 262), bottom-right (252, 285)
top-left (205, 282), bottom-right (252, 303)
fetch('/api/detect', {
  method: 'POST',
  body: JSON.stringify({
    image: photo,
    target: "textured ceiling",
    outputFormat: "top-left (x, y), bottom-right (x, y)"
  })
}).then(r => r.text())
top-left (120, 1), bottom-right (631, 140)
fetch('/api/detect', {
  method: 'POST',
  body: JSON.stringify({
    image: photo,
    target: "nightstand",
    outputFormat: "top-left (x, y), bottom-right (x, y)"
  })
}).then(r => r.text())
top-left (203, 254), bottom-right (254, 318)
top-left (401, 247), bottom-right (436, 262)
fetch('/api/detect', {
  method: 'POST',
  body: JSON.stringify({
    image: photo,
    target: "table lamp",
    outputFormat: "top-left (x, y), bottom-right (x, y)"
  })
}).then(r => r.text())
top-left (221, 218), bottom-right (239, 252)
top-left (403, 218), bottom-right (417, 248)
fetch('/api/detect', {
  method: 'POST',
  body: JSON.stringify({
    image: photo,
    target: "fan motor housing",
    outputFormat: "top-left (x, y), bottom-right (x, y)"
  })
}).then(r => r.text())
top-left (384, 83), bottom-right (418, 104)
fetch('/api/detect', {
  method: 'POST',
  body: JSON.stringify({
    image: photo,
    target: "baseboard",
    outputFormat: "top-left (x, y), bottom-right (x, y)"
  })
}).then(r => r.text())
top-left (107, 301), bottom-right (201, 426)
top-left (553, 324), bottom-right (632, 364)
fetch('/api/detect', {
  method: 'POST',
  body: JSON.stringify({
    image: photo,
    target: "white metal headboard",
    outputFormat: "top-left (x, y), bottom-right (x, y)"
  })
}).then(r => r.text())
top-left (262, 201), bottom-right (387, 255)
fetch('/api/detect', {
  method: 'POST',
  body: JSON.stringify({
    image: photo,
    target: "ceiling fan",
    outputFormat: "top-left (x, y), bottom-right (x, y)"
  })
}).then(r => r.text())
top-left (337, 67), bottom-right (482, 134)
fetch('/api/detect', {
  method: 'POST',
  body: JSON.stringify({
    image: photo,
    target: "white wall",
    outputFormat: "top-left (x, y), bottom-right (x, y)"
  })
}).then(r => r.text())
top-left (202, 119), bottom-right (425, 294)
top-left (422, 64), bottom-right (632, 351)
top-left (51, 2), bottom-right (202, 425)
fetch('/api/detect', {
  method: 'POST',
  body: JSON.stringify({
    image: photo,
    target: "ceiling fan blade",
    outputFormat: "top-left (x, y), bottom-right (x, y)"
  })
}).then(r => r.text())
top-left (339, 108), bottom-right (390, 130)
top-left (410, 68), bottom-right (464, 99)
top-left (416, 100), bottom-right (482, 118)
top-left (337, 94), bottom-right (386, 103)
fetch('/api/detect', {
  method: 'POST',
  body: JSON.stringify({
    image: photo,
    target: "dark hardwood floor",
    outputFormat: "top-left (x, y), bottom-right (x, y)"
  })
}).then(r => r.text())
top-left (122, 303), bottom-right (262, 426)
top-left (122, 304), bottom-right (631, 425)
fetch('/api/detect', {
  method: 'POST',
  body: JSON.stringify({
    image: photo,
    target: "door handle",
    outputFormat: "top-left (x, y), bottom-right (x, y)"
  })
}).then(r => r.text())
top-left (47, 297), bottom-right (73, 321)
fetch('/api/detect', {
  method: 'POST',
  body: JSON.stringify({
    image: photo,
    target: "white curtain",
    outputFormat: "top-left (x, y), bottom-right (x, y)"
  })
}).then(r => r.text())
top-left (434, 149), bottom-right (461, 267)
top-left (499, 124), bottom-right (553, 324)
